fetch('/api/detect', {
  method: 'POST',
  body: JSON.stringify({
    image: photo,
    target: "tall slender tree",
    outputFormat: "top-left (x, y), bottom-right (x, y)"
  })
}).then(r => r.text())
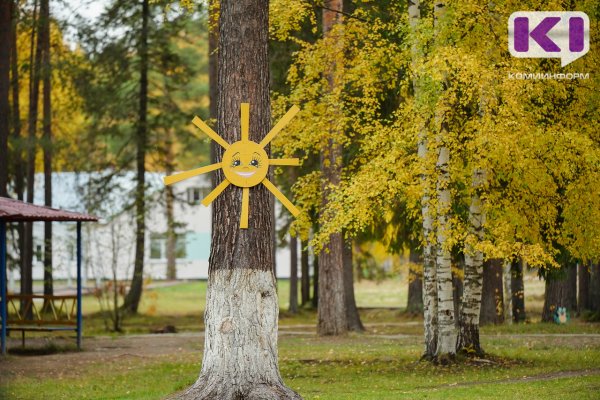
top-left (0, 0), bottom-right (10, 197)
top-left (122, 0), bottom-right (149, 313)
top-left (289, 234), bottom-right (299, 313)
top-left (178, 0), bottom-right (301, 397)
top-left (300, 239), bottom-right (310, 306)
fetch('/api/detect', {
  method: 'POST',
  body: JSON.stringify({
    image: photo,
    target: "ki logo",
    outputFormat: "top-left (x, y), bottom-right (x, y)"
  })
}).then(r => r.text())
top-left (508, 12), bottom-right (590, 67)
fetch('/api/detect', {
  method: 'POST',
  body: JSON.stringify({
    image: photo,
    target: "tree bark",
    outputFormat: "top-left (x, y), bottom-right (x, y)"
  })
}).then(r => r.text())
top-left (123, 0), bottom-right (149, 314)
top-left (0, 0), bottom-right (10, 197)
top-left (511, 259), bottom-right (526, 322)
top-left (578, 262), bottom-right (590, 314)
top-left (457, 169), bottom-right (485, 355)
top-left (177, 0), bottom-right (301, 398)
top-left (317, 0), bottom-right (347, 337)
top-left (410, 0), bottom-right (438, 360)
top-left (289, 235), bottom-right (298, 314)
top-left (300, 239), bottom-right (310, 306)
top-left (542, 267), bottom-right (575, 322)
top-left (406, 248), bottom-right (423, 315)
top-left (589, 263), bottom-right (600, 314)
top-left (502, 261), bottom-right (512, 323)
top-left (344, 240), bottom-right (363, 331)
top-left (567, 262), bottom-right (577, 312)
top-left (312, 253), bottom-right (318, 308)
top-left (480, 258), bottom-right (504, 325)
top-left (40, 0), bottom-right (53, 300)
top-left (23, 0), bottom-right (42, 313)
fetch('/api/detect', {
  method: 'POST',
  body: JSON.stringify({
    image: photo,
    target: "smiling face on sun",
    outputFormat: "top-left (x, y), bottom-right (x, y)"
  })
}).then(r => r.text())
top-left (222, 141), bottom-right (269, 187)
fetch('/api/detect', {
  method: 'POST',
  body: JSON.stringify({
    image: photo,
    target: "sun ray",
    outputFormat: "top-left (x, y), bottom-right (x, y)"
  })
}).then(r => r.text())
top-left (241, 103), bottom-right (250, 142)
top-left (259, 105), bottom-right (300, 148)
top-left (164, 163), bottom-right (222, 186)
top-left (192, 116), bottom-right (230, 149)
top-left (262, 178), bottom-right (300, 217)
top-left (240, 187), bottom-right (249, 228)
top-left (269, 158), bottom-right (300, 166)
top-left (202, 179), bottom-right (231, 207)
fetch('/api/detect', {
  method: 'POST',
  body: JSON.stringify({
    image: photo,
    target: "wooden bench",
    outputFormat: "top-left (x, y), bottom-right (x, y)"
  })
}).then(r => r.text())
top-left (6, 294), bottom-right (81, 349)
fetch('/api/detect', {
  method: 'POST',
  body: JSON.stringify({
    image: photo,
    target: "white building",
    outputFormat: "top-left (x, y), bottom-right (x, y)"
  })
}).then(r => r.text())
top-left (6, 171), bottom-right (294, 290)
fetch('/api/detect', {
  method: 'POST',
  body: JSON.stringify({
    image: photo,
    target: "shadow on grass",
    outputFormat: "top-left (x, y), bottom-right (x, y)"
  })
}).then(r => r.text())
top-left (8, 342), bottom-right (79, 356)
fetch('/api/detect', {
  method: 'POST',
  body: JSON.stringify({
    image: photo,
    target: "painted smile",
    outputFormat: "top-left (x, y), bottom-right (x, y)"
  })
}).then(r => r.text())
top-left (235, 171), bottom-right (256, 178)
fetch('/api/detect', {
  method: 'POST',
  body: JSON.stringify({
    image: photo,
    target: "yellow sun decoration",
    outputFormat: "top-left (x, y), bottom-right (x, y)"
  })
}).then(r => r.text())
top-left (163, 103), bottom-right (300, 229)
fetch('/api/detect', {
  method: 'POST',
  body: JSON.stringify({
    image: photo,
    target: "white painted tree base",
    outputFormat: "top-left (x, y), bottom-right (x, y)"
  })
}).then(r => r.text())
top-left (176, 269), bottom-right (302, 400)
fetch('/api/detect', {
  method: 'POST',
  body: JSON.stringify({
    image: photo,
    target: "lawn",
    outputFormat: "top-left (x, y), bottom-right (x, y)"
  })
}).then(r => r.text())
top-left (2, 275), bottom-right (599, 399)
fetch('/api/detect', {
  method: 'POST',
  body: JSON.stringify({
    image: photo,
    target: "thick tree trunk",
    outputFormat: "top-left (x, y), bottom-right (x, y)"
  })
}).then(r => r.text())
top-left (589, 263), bottom-right (600, 313)
top-left (123, 0), bottom-right (149, 314)
top-left (542, 268), bottom-right (575, 322)
top-left (40, 0), bottom-right (53, 300)
top-left (343, 240), bottom-right (363, 331)
top-left (511, 259), bottom-right (526, 322)
top-left (300, 239), bottom-right (310, 306)
top-left (480, 259), bottom-right (504, 325)
top-left (289, 235), bottom-right (298, 313)
top-left (457, 170), bottom-right (485, 355)
top-left (411, 0), bottom-right (438, 359)
top-left (578, 262), bottom-right (591, 314)
top-left (317, 0), bottom-right (347, 337)
top-left (406, 249), bottom-right (423, 315)
top-left (178, 0), bottom-right (300, 398)
top-left (0, 0), bottom-right (10, 197)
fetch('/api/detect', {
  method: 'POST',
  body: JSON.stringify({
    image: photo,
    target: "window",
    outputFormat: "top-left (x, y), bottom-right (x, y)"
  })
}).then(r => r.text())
top-left (187, 187), bottom-right (211, 205)
top-left (150, 233), bottom-right (187, 260)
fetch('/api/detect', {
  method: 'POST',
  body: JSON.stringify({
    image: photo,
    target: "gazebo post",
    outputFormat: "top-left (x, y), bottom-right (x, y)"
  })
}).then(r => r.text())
top-left (76, 221), bottom-right (82, 350)
top-left (1, 220), bottom-right (7, 355)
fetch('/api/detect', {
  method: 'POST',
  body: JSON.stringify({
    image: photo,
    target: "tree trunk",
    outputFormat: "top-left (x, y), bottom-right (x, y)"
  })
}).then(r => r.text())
top-left (23, 0), bottom-right (42, 313)
top-left (165, 130), bottom-right (177, 280)
top-left (344, 240), bottom-right (363, 331)
top-left (542, 267), bottom-right (575, 322)
top-left (317, 0), bottom-right (347, 337)
top-left (40, 0), bottom-right (53, 300)
top-left (300, 239), bottom-right (310, 306)
top-left (410, 0), bottom-right (438, 360)
top-left (312, 253), bottom-right (318, 308)
top-left (457, 169), bottom-right (485, 356)
top-left (480, 258), bottom-right (504, 325)
top-left (503, 260), bottom-right (512, 323)
top-left (452, 257), bottom-right (463, 328)
top-left (406, 248), bottom-right (423, 315)
top-left (589, 263), bottom-right (600, 314)
top-left (123, 0), bottom-right (149, 314)
top-left (177, 0), bottom-right (301, 398)
top-left (511, 259), bottom-right (526, 322)
top-left (578, 262), bottom-right (590, 314)
top-left (567, 262), bottom-right (577, 312)
top-left (0, 0), bottom-right (10, 197)
top-left (289, 235), bottom-right (298, 314)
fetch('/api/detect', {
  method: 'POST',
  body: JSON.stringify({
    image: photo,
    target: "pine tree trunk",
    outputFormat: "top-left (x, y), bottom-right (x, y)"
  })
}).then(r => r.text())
top-left (300, 239), bottom-right (310, 306)
top-left (406, 249), bottom-right (423, 315)
top-left (344, 240), bottom-right (363, 331)
top-left (410, 0), bottom-right (438, 359)
top-left (480, 258), bottom-right (504, 325)
top-left (317, 0), bottom-right (347, 337)
top-left (578, 262), bottom-right (591, 313)
top-left (23, 0), bottom-right (42, 314)
top-left (289, 235), bottom-right (298, 314)
top-left (511, 259), bottom-right (526, 322)
top-left (178, 0), bottom-right (301, 398)
top-left (40, 0), bottom-right (53, 300)
top-left (589, 263), bottom-right (600, 313)
top-left (0, 0), bottom-right (10, 197)
top-left (123, 0), bottom-right (149, 314)
top-left (457, 169), bottom-right (485, 355)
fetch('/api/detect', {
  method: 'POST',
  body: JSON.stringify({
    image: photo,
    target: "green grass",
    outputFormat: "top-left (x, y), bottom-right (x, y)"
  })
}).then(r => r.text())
top-left (3, 335), bottom-right (599, 399)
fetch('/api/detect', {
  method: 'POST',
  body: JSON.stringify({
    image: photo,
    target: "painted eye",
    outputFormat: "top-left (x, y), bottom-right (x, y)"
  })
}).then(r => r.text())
top-left (250, 159), bottom-right (259, 167)
top-left (232, 159), bottom-right (241, 167)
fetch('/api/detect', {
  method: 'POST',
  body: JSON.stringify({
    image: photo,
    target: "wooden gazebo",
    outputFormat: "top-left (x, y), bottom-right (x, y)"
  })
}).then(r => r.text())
top-left (0, 197), bottom-right (97, 355)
